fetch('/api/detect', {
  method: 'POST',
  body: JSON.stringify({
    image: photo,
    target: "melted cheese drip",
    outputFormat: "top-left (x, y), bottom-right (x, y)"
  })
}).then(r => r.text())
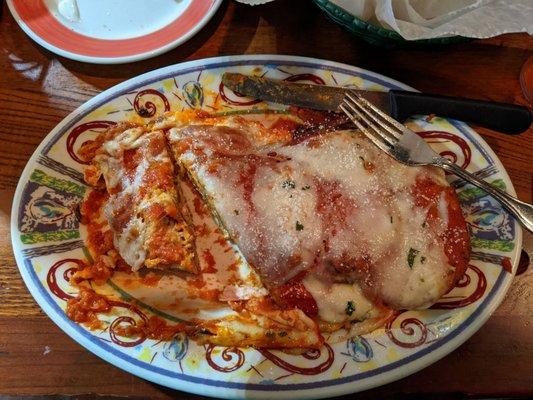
top-left (302, 276), bottom-right (377, 323)
top-left (112, 214), bottom-right (146, 270)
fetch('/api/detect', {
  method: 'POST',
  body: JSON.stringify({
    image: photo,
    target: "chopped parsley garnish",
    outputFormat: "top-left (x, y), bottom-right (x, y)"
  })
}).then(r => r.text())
top-left (407, 248), bottom-right (420, 269)
top-left (265, 330), bottom-right (275, 338)
top-left (390, 215), bottom-right (393, 223)
top-left (422, 221), bottom-right (427, 228)
top-left (233, 209), bottom-right (239, 215)
top-left (301, 185), bottom-right (311, 190)
top-left (278, 331), bottom-right (287, 337)
top-left (282, 180), bottom-right (296, 189)
top-left (420, 256), bottom-right (426, 264)
top-left (345, 301), bottom-right (355, 316)
top-left (295, 221), bottom-right (304, 231)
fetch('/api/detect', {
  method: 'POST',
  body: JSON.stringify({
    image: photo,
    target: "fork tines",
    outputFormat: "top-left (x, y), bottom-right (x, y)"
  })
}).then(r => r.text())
top-left (340, 91), bottom-right (406, 153)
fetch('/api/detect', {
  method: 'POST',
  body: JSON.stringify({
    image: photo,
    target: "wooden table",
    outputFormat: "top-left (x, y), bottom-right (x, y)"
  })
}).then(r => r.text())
top-left (1, 1), bottom-right (532, 398)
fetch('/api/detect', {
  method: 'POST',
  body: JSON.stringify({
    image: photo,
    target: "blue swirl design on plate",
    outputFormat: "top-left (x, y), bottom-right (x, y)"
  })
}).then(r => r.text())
top-left (163, 335), bottom-right (189, 362)
top-left (343, 337), bottom-right (373, 362)
top-left (459, 179), bottom-right (515, 251)
top-left (182, 81), bottom-right (204, 108)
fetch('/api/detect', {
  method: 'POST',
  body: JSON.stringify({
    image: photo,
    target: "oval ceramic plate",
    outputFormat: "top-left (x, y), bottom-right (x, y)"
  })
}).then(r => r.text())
top-left (11, 55), bottom-right (521, 399)
top-left (7, 0), bottom-right (223, 64)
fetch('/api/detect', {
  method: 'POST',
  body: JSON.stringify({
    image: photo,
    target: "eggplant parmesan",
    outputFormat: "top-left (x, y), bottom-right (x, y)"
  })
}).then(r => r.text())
top-left (70, 111), bottom-right (470, 349)
top-left (83, 122), bottom-right (197, 273)
top-left (166, 117), bottom-right (470, 312)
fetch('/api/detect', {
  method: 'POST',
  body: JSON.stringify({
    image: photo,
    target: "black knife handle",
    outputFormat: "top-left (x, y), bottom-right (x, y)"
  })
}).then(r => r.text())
top-left (389, 90), bottom-right (532, 135)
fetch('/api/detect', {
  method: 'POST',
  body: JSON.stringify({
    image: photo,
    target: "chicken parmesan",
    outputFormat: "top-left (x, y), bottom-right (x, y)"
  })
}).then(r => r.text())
top-left (69, 110), bottom-right (470, 350)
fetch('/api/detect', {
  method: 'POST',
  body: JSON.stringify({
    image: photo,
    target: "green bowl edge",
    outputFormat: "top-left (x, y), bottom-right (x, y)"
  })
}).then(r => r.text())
top-left (313, 0), bottom-right (472, 48)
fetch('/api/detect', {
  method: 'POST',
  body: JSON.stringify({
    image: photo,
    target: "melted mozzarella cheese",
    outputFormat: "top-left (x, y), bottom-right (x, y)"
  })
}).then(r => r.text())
top-left (168, 122), bottom-right (465, 310)
top-left (111, 213), bottom-right (146, 270)
top-left (302, 275), bottom-right (377, 323)
top-left (219, 285), bottom-right (269, 301)
top-left (372, 191), bottom-right (450, 309)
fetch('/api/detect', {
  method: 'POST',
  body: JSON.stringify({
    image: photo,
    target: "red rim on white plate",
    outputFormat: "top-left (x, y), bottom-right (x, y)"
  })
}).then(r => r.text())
top-left (7, 0), bottom-right (223, 64)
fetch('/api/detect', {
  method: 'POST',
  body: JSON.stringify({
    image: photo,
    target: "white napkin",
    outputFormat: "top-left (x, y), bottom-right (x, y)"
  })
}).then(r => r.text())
top-left (237, 0), bottom-right (533, 40)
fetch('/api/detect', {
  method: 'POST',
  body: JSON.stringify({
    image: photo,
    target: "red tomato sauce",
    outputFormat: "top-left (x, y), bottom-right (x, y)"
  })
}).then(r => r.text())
top-left (236, 162), bottom-right (258, 215)
top-left (67, 288), bottom-right (191, 341)
top-left (66, 287), bottom-right (111, 329)
top-left (145, 219), bottom-right (189, 266)
top-left (141, 163), bottom-right (175, 193)
top-left (270, 118), bottom-right (299, 136)
top-left (72, 255), bottom-right (114, 285)
top-left (78, 137), bottom-right (105, 163)
top-left (189, 278), bottom-right (206, 289)
top-left (81, 190), bottom-right (115, 260)
top-left (86, 228), bottom-right (114, 257)
top-left (199, 289), bottom-right (221, 302)
top-left (412, 177), bottom-right (470, 282)
top-left (202, 249), bottom-right (218, 273)
top-left (80, 189), bottom-right (108, 224)
top-left (193, 196), bottom-right (209, 218)
top-left (147, 133), bottom-right (166, 157)
top-left (272, 281), bottom-right (318, 317)
top-left (194, 223), bottom-right (210, 237)
top-left (116, 315), bottom-right (191, 341)
top-left (140, 273), bottom-right (163, 287)
top-left (122, 148), bottom-right (141, 180)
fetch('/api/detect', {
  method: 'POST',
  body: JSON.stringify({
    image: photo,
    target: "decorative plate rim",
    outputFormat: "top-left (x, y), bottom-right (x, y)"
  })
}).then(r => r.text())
top-left (6, 0), bottom-right (224, 64)
top-left (10, 55), bottom-right (522, 399)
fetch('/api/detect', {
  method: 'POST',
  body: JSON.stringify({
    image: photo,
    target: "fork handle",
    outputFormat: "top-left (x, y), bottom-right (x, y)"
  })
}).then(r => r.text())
top-left (389, 90), bottom-right (532, 135)
top-left (438, 158), bottom-right (533, 233)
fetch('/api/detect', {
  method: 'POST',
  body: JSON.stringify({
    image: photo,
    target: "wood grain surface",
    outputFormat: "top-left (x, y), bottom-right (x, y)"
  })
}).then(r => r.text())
top-left (0, 0), bottom-right (532, 398)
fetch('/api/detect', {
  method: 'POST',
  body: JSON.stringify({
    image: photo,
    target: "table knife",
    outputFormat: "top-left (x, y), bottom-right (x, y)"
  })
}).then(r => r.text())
top-left (222, 73), bottom-right (531, 135)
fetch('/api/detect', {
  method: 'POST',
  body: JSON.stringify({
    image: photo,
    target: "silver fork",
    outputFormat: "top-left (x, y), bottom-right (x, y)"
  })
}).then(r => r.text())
top-left (340, 90), bottom-right (533, 233)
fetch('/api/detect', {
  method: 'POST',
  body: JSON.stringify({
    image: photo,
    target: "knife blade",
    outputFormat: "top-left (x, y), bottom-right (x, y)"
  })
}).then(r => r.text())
top-left (222, 72), bottom-right (389, 113)
top-left (222, 72), bottom-right (531, 135)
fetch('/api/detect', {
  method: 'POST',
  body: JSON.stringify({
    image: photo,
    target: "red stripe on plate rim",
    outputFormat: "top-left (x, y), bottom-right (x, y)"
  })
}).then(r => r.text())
top-left (11, 0), bottom-right (217, 58)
